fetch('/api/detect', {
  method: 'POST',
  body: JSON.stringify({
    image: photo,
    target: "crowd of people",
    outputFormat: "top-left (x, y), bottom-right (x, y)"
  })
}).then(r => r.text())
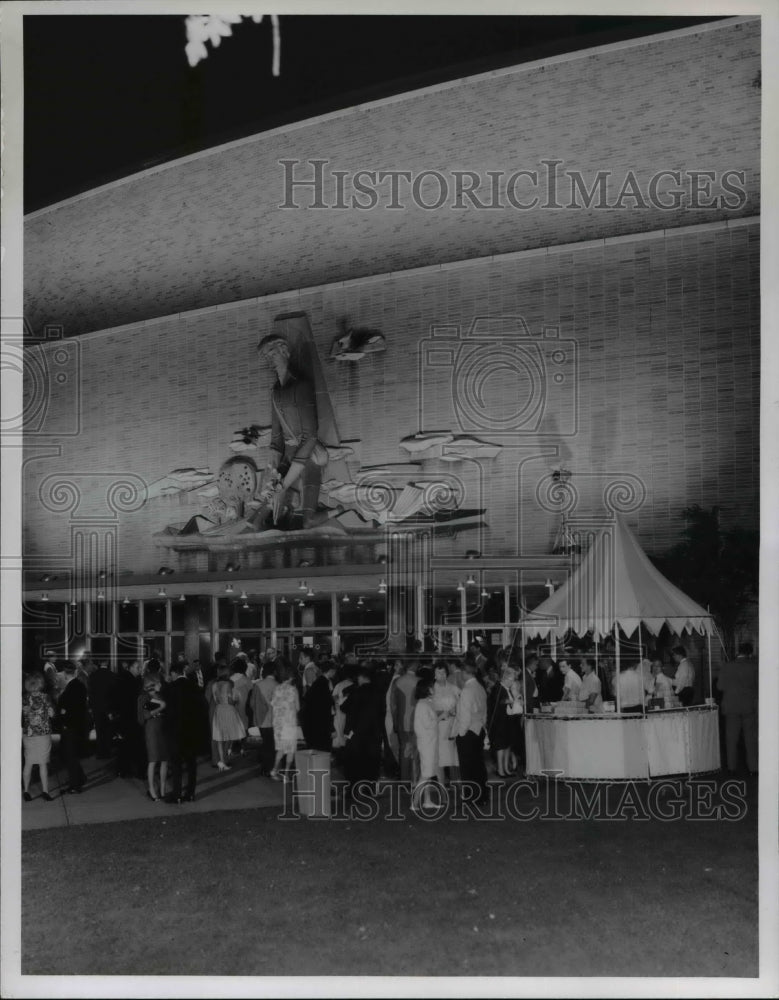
top-left (21, 638), bottom-right (757, 805)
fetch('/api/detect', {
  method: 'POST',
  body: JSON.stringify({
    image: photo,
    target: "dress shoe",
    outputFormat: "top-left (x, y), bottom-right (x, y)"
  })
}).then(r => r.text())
top-left (41, 792), bottom-right (55, 802)
top-left (23, 791), bottom-right (32, 802)
top-left (68, 787), bottom-right (83, 794)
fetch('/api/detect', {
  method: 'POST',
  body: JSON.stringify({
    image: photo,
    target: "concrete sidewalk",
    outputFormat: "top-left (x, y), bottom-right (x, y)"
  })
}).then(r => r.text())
top-left (22, 740), bottom-right (285, 831)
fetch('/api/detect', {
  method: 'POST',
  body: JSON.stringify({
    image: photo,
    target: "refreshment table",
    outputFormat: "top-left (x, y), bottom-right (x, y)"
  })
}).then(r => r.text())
top-left (525, 705), bottom-right (720, 780)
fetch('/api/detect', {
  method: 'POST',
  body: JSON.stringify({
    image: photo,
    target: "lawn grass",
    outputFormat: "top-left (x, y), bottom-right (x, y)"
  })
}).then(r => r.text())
top-left (22, 780), bottom-right (758, 978)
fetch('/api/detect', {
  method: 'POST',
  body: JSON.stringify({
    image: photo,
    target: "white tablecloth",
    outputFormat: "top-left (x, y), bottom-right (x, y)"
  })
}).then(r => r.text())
top-left (526, 716), bottom-right (648, 780)
top-left (645, 707), bottom-right (720, 776)
top-left (526, 707), bottom-right (720, 780)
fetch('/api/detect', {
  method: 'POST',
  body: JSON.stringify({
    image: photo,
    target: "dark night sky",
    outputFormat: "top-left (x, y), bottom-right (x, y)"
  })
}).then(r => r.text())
top-left (23, 14), bottom-right (720, 212)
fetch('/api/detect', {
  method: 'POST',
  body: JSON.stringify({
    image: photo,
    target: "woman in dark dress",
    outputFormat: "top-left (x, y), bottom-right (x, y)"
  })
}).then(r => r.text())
top-left (138, 677), bottom-right (169, 801)
top-left (487, 667), bottom-right (514, 777)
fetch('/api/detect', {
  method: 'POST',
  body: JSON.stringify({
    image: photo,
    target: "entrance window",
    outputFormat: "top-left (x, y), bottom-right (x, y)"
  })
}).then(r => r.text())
top-left (117, 601), bottom-right (140, 633)
top-left (143, 601), bottom-right (168, 633)
top-left (172, 595), bottom-right (212, 632)
top-left (90, 600), bottom-right (113, 635)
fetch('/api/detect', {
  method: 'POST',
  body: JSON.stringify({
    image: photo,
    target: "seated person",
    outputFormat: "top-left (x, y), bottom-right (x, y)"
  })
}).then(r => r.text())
top-left (558, 658), bottom-right (582, 702)
top-left (578, 658), bottom-right (603, 713)
top-left (613, 661), bottom-right (645, 713)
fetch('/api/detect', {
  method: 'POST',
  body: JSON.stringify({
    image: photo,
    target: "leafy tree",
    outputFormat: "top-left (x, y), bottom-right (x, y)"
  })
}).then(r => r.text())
top-left (653, 505), bottom-right (758, 658)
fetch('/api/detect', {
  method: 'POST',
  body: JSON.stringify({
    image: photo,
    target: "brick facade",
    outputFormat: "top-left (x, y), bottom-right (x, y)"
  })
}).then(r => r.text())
top-left (23, 220), bottom-right (760, 576)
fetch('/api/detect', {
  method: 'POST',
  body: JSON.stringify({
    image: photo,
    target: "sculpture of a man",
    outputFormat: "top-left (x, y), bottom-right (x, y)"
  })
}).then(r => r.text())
top-left (256, 333), bottom-right (328, 529)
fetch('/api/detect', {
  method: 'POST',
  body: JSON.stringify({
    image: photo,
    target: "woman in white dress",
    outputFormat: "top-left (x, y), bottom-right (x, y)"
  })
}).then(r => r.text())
top-left (432, 661), bottom-right (460, 784)
top-left (412, 675), bottom-right (439, 810)
top-left (384, 659), bottom-right (403, 769)
top-left (229, 658), bottom-right (252, 756)
top-left (331, 667), bottom-right (355, 756)
top-left (270, 663), bottom-right (301, 781)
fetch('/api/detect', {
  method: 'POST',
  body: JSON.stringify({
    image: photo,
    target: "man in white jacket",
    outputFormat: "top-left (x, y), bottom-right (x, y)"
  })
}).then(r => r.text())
top-left (453, 662), bottom-right (488, 803)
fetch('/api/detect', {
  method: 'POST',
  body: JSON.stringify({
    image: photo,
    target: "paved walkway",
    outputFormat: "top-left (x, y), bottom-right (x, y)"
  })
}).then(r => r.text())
top-left (22, 738), bottom-right (285, 831)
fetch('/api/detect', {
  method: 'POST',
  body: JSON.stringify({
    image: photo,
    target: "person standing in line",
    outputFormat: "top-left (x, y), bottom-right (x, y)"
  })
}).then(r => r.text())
top-left (184, 658), bottom-right (211, 756)
top-left (56, 662), bottom-right (89, 794)
top-left (164, 661), bottom-right (201, 803)
top-left (432, 661), bottom-right (460, 785)
top-left (270, 662), bottom-right (300, 782)
top-left (332, 664), bottom-right (355, 765)
top-left (412, 675), bottom-right (439, 810)
top-left (486, 666), bottom-right (513, 778)
top-left (138, 676), bottom-right (169, 800)
top-left (211, 674), bottom-right (246, 772)
top-left (251, 662), bottom-right (278, 776)
top-left (186, 658), bottom-right (206, 691)
top-left (453, 660), bottom-right (488, 804)
top-left (718, 641), bottom-right (759, 775)
top-left (41, 651), bottom-right (58, 695)
top-left (88, 658), bottom-right (117, 759)
top-left (22, 673), bottom-right (56, 801)
top-left (391, 660), bottom-right (418, 784)
top-left (382, 660), bottom-right (403, 777)
top-left (302, 658), bottom-right (335, 752)
top-left (206, 663), bottom-right (230, 767)
top-left (229, 657), bottom-right (252, 756)
top-left (671, 645), bottom-right (696, 706)
top-left (115, 659), bottom-right (145, 778)
top-left (342, 663), bottom-right (385, 796)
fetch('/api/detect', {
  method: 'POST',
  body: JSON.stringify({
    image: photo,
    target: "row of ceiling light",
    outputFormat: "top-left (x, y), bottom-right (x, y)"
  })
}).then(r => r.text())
top-left (41, 576), bottom-right (556, 605)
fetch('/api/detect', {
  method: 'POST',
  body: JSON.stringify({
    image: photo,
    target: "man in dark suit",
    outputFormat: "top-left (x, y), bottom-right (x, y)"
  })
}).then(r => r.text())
top-left (342, 664), bottom-right (385, 794)
top-left (115, 660), bottom-right (145, 778)
top-left (301, 659), bottom-right (336, 752)
top-left (718, 641), bottom-right (759, 774)
top-left (89, 658), bottom-right (117, 759)
top-left (165, 661), bottom-right (202, 803)
top-left (57, 662), bottom-right (89, 793)
top-left (185, 658), bottom-right (212, 757)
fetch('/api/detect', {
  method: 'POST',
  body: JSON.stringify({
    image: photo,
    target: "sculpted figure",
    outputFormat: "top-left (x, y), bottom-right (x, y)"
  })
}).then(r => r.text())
top-left (256, 334), bottom-right (329, 529)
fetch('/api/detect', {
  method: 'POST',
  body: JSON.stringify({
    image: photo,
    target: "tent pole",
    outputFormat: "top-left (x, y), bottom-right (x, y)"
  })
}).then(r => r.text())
top-left (638, 622), bottom-right (646, 717)
top-left (614, 623), bottom-right (621, 713)
top-left (706, 626), bottom-right (713, 702)
top-left (521, 634), bottom-right (528, 713)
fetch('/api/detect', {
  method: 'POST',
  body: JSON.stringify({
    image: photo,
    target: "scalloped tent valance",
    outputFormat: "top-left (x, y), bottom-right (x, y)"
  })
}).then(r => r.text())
top-left (521, 516), bottom-right (714, 641)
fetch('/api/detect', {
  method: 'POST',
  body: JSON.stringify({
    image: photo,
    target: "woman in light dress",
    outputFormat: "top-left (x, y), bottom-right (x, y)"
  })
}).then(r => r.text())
top-left (22, 673), bottom-right (56, 802)
top-left (212, 676), bottom-right (246, 772)
top-left (383, 659), bottom-right (403, 772)
top-left (229, 657), bottom-right (252, 755)
top-left (412, 675), bottom-right (439, 810)
top-left (432, 660), bottom-right (460, 784)
top-left (331, 666), bottom-right (355, 757)
top-left (270, 663), bottom-right (300, 781)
